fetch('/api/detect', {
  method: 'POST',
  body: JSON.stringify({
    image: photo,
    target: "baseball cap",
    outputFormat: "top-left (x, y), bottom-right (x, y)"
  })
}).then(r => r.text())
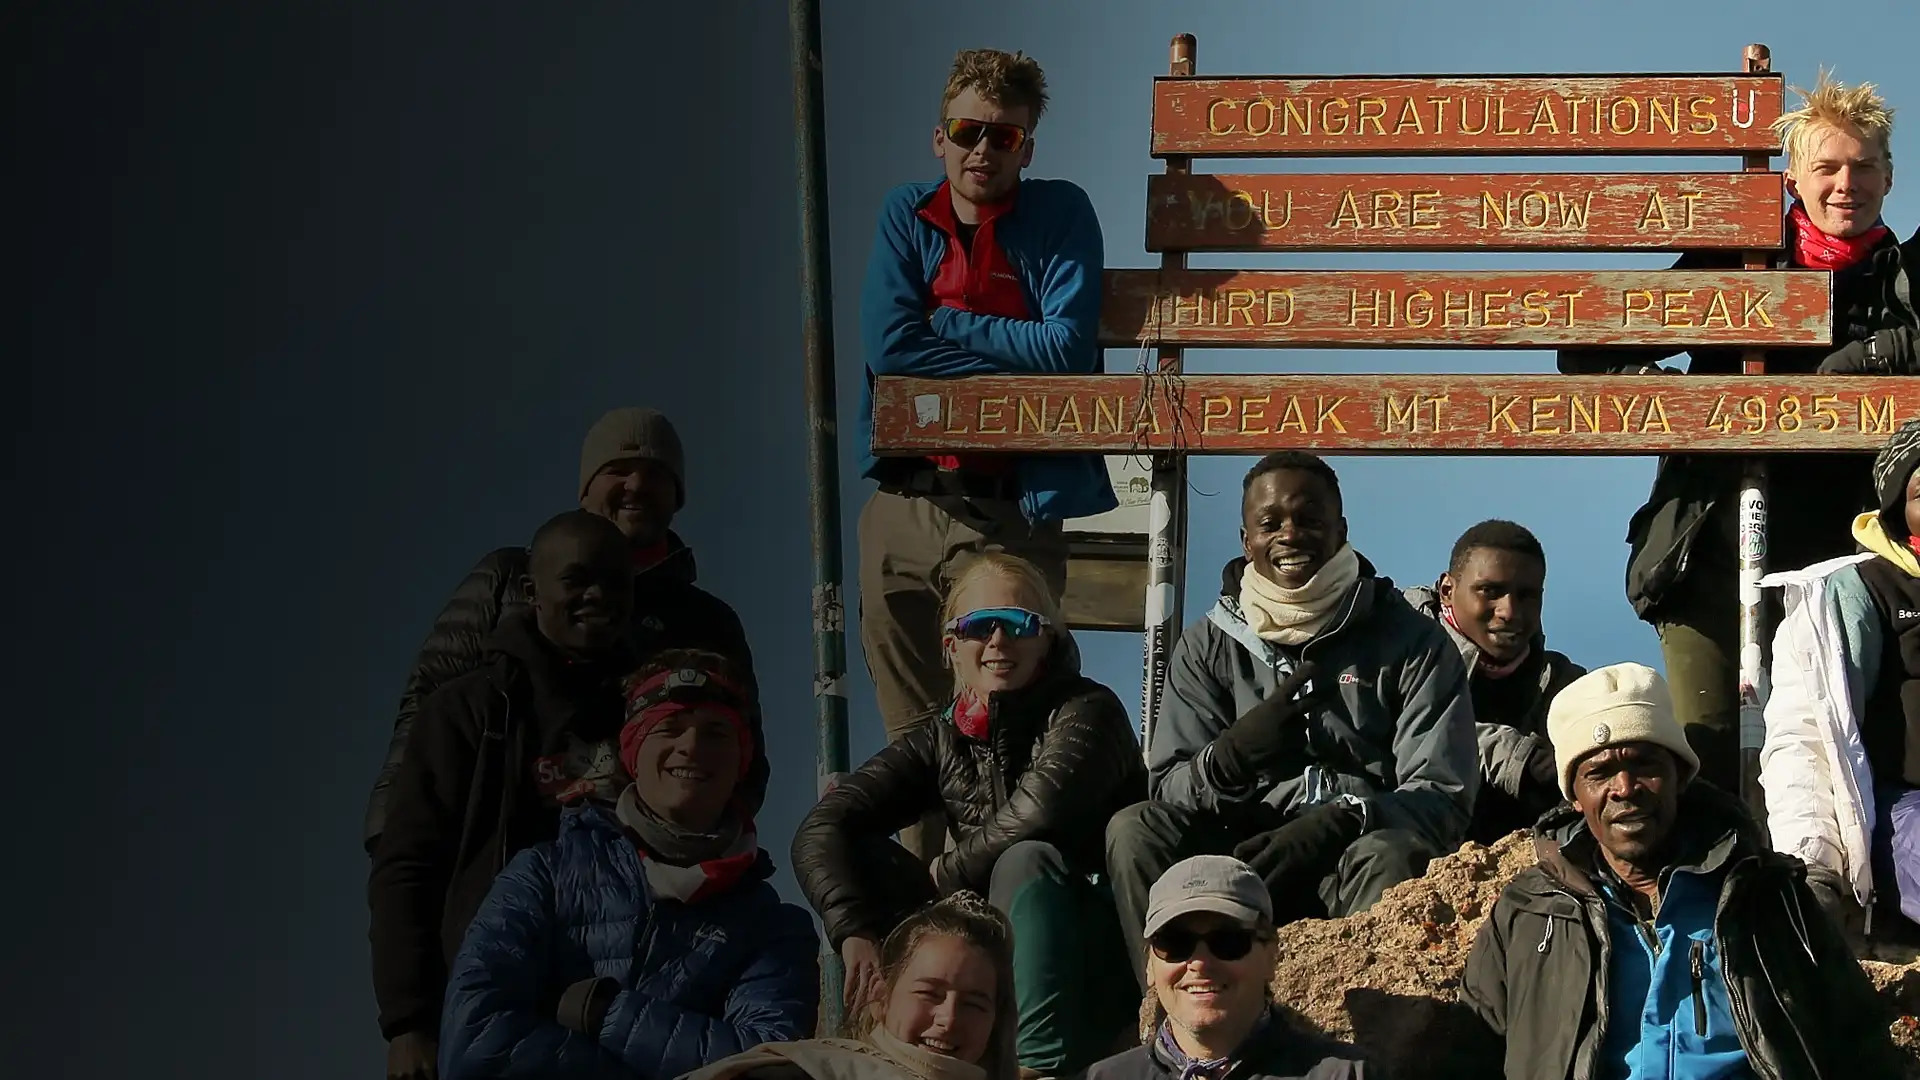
top-left (1142, 854), bottom-right (1272, 938)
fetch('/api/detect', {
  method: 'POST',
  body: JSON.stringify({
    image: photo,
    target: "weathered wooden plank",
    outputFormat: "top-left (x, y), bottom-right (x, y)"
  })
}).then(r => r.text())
top-left (872, 374), bottom-right (1914, 455)
top-left (1098, 269), bottom-right (1829, 348)
top-left (1153, 75), bottom-right (1784, 156)
top-left (1145, 172), bottom-right (1784, 251)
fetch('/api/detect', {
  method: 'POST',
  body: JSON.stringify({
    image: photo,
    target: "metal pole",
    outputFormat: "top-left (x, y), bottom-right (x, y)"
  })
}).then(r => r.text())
top-left (1736, 42), bottom-right (1771, 830)
top-left (789, 0), bottom-right (851, 1035)
top-left (1140, 34), bottom-right (1196, 759)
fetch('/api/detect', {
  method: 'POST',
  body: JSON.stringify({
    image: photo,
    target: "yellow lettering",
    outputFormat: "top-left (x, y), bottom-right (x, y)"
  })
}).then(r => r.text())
top-left (1687, 95), bottom-right (1718, 134)
top-left (1480, 190), bottom-right (1508, 229)
top-left (1495, 98), bottom-right (1526, 136)
top-left (1322, 96), bottom-right (1351, 136)
top-left (1370, 190), bottom-right (1405, 229)
top-left (1244, 97), bottom-right (1276, 137)
top-left (1568, 96), bottom-right (1589, 133)
top-left (1608, 395), bottom-right (1641, 429)
top-left (1742, 290), bottom-right (1774, 328)
top-left (978, 397), bottom-right (1009, 434)
top-left (1702, 290), bottom-right (1733, 328)
top-left (1093, 396), bottom-right (1125, 434)
top-left (1262, 189), bottom-right (1294, 228)
top-left (1862, 395), bottom-right (1897, 435)
top-left (1518, 191), bottom-right (1551, 230)
top-left (1609, 96), bottom-right (1641, 134)
top-left (1530, 395), bottom-right (1563, 434)
top-left (1405, 288), bottom-right (1435, 328)
top-left (1207, 99), bottom-right (1238, 135)
top-left (1386, 394), bottom-right (1417, 433)
top-left (1640, 396), bottom-right (1672, 433)
top-left (1557, 289), bottom-right (1585, 327)
top-left (1623, 289), bottom-right (1657, 326)
top-left (1264, 289), bottom-right (1296, 326)
top-left (1444, 290), bottom-right (1472, 328)
top-left (1316, 396), bottom-right (1349, 434)
top-left (1637, 192), bottom-right (1671, 231)
top-left (1559, 192), bottom-right (1593, 230)
top-left (1056, 396), bottom-right (1083, 433)
top-left (1529, 97), bottom-right (1561, 134)
top-left (1569, 395), bottom-right (1600, 432)
top-left (1521, 289), bottom-right (1553, 328)
top-left (1016, 396), bottom-right (1048, 433)
top-left (1661, 290), bottom-right (1695, 327)
top-left (1201, 396), bottom-right (1233, 434)
top-left (1275, 396), bottom-right (1308, 434)
top-left (1409, 190), bottom-right (1440, 229)
top-left (1281, 98), bottom-right (1311, 135)
top-left (1226, 288), bottom-right (1258, 327)
top-left (1680, 191), bottom-right (1703, 231)
top-left (1238, 394), bottom-right (1270, 435)
top-left (1131, 398), bottom-right (1163, 436)
top-left (1483, 289), bottom-right (1513, 328)
top-left (1348, 288), bottom-right (1391, 328)
top-left (945, 394), bottom-right (969, 434)
top-left (1357, 97), bottom-right (1388, 136)
top-left (1649, 96), bottom-right (1680, 134)
top-left (1223, 192), bottom-right (1255, 232)
top-left (1461, 97), bottom-right (1492, 135)
top-left (1393, 98), bottom-right (1426, 134)
top-left (1426, 96), bottom-right (1451, 134)
top-left (1330, 190), bottom-right (1364, 229)
top-left (1488, 394), bottom-right (1522, 433)
top-left (1172, 291), bottom-right (1205, 326)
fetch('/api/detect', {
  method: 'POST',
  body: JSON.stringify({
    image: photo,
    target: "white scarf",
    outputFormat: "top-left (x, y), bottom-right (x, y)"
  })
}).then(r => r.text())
top-left (677, 1025), bottom-right (989, 1080)
top-left (1239, 544), bottom-right (1359, 645)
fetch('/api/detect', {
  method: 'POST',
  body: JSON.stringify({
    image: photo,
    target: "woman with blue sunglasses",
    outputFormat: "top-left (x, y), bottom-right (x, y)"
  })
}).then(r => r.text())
top-left (793, 553), bottom-right (1148, 1080)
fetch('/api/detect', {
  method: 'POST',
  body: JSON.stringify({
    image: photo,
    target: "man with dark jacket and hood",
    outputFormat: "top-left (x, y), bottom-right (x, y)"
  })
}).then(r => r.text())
top-left (1558, 73), bottom-right (1920, 793)
top-left (1461, 662), bottom-right (1902, 1079)
top-left (1406, 520), bottom-right (1586, 844)
top-left (1105, 452), bottom-right (1478, 982)
top-left (364, 407), bottom-right (760, 858)
top-left (368, 509), bottom-right (639, 1080)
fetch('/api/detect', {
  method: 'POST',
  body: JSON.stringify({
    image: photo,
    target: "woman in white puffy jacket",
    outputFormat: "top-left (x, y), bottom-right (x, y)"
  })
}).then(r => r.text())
top-left (1761, 417), bottom-right (1920, 948)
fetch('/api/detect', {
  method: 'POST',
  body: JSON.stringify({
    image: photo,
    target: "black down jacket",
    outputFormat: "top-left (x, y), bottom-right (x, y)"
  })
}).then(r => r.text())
top-left (1558, 221), bottom-right (1920, 621)
top-left (363, 531), bottom-right (756, 852)
top-left (792, 636), bottom-right (1147, 948)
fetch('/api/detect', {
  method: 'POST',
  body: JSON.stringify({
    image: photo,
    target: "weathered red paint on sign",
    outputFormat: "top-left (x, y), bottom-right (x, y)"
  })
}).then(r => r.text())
top-left (1145, 172), bottom-right (1785, 251)
top-left (1098, 269), bottom-right (1829, 348)
top-left (872, 375), bottom-right (1910, 455)
top-left (1152, 75), bottom-right (1784, 156)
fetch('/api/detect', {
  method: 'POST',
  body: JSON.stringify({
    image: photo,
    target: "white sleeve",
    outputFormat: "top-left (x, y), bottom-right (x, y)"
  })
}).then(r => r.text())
top-left (1759, 582), bottom-right (1849, 881)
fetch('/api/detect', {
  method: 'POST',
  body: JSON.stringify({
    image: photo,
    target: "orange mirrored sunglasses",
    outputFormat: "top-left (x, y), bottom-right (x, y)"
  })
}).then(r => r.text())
top-left (943, 117), bottom-right (1029, 154)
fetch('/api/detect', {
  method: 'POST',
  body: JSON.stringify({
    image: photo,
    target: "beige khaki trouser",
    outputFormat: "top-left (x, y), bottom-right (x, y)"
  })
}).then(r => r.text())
top-left (856, 486), bottom-right (1068, 861)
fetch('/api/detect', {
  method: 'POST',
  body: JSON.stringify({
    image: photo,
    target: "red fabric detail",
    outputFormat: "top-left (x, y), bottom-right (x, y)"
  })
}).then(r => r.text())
top-left (919, 181), bottom-right (1027, 474)
top-left (1906, 535), bottom-right (1920, 559)
top-left (951, 689), bottom-right (991, 740)
top-left (630, 540), bottom-right (670, 571)
top-left (618, 699), bottom-right (754, 786)
top-left (629, 827), bottom-right (762, 903)
top-left (1441, 603), bottom-right (1529, 680)
top-left (1790, 202), bottom-right (1890, 271)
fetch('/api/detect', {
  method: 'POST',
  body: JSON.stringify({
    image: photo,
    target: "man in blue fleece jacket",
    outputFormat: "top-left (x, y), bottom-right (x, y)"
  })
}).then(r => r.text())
top-left (856, 47), bottom-right (1116, 862)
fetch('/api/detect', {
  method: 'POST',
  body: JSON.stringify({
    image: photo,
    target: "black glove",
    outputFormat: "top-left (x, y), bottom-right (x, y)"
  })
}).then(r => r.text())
top-left (557, 976), bottom-right (618, 1035)
top-left (1802, 865), bottom-right (1867, 958)
top-left (1818, 328), bottom-right (1919, 375)
top-left (1231, 801), bottom-right (1364, 891)
top-left (1523, 738), bottom-right (1561, 795)
top-left (1210, 662), bottom-right (1324, 789)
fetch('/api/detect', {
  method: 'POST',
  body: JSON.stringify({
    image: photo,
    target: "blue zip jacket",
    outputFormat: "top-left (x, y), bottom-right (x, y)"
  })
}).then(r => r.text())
top-left (857, 177), bottom-right (1117, 523)
top-left (1598, 865), bottom-right (1753, 1080)
top-left (438, 803), bottom-right (820, 1079)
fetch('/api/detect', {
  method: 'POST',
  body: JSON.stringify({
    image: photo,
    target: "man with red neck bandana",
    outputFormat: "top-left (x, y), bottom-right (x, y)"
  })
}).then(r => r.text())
top-left (1405, 520), bottom-right (1588, 845)
top-left (1105, 452), bottom-right (1477, 984)
top-left (1559, 72), bottom-right (1920, 794)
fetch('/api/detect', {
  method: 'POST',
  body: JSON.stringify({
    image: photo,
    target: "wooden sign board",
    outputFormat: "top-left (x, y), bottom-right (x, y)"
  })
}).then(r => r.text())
top-left (1152, 75), bottom-right (1783, 156)
top-left (1145, 172), bottom-right (1784, 251)
top-left (873, 375), bottom-right (1913, 455)
top-left (1098, 269), bottom-right (1829, 348)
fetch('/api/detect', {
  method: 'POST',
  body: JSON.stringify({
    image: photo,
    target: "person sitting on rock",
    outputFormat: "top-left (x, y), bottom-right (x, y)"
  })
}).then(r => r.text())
top-left (1405, 520), bottom-right (1586, 845)
top-left (792, 552), bottom-right (1146, 1080)
top-left (1762, 416), bottom-right (1920, 952)
top-left (1105, 451), bottom-right (1477, 980)
top-left (1087, 854), bottom-right (1373, 1080)
top-left (683, 892), bottom-right (1022, 1080)
top-left (436, 649), bottom-right (819, 1080)
top-left (1459, 662), bottom-right (1900, 1079)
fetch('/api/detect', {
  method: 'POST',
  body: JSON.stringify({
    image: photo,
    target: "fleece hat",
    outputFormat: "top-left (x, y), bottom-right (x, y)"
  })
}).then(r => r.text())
top-left (579, 407), bottom-right (686, 508)
top-left (1872, 418), bottom-right (1920, 537)
top-left (1546, 662), bottom-right (1699, 800)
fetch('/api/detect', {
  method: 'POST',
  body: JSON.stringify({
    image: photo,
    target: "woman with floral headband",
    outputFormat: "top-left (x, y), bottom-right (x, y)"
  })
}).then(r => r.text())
top-left (794, 553), bottom-right (1147, 1080)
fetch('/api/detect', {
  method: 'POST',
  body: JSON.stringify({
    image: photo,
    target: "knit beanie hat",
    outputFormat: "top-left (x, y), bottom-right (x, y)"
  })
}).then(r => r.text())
top-left (1546, 662), bottom-right (1699, 799)
top-left (618, 655), bottom-right (757, 786)
top-left (1872, 418), bottom-right (1920, 538)
top-left (579, 407), bottom-right (686, 508)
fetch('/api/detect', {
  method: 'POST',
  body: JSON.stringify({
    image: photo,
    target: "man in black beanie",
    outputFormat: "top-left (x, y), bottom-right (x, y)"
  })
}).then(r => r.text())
top-left (362, 407), bottom-right (759, 860)
top-left (1760, 417), bottom-right (1920, 953)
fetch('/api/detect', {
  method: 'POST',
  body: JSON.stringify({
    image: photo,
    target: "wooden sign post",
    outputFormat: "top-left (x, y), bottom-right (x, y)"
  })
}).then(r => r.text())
top-left (871, 42), bottom-right (1842, 822)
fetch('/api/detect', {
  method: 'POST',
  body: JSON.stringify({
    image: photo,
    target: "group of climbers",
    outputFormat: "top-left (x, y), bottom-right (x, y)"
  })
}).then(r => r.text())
top-left (359, 45), bottom-right (1920, 1080)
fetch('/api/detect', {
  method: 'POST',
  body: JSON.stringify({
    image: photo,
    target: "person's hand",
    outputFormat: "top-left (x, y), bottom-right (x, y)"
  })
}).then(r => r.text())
top-left (840, 935), bottom-right (884, 1015)
top-left (386, 1031), bottom-right (438, 1080)
top-left (1211, 662), bottom-right (1324, 787)
top-left (1231, 801), bottom-right (1364, 891)
top-left (1523, 738), bottom-right (1561, 795)
top-left (1818, 328), bottom-right (1919, 375)
top-left (556, 976), bottom-right (618, 1035)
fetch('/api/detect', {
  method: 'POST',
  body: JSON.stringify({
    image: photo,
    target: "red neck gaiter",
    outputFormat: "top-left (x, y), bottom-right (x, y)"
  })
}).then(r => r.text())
top-left (1441, 603), bottom-right (1530, 680)
top-left (1906, 535), bottom-right (1920, 560)
top-left (631, 540), bottom-right (670, 572)
top-left (951, 689), bottom-right (991, 740)
top-left (1791, 202), bottom-right (1890, 271)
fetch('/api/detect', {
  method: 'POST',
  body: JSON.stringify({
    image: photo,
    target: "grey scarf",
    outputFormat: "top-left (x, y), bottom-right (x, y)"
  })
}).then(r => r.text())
top-left (615, 785), bottom-right (743, 867)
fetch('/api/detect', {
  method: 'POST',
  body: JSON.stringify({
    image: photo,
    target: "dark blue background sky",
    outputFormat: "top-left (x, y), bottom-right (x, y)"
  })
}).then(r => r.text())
top-left (11, 0), bottom-right (1918, 1074)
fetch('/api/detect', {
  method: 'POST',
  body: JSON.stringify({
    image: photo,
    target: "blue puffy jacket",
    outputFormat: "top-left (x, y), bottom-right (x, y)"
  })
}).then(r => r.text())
top-left (438, 804), bottom-right (820, 1079)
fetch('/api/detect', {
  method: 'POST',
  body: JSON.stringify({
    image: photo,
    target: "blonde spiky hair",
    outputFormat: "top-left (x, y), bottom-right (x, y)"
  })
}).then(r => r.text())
top-left (1772, 68), bottom-right (1895, 170)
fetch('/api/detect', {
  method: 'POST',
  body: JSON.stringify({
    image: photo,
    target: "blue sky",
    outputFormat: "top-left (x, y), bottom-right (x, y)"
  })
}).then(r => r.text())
top-left (818, 0), bottom-right (1920, 766)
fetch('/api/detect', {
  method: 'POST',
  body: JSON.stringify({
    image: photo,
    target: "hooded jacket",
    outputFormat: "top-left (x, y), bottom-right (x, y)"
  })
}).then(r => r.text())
top-left (437, 803), bottom-right (819, 1080)
top-left (1557, 221), bottom-right (1920, 621)
top-left (1404, 584), bottom-right (1587, 841)
top-left (791, 636), bottom-right (1146, 949)
top-left (1149, 557), bottom-right (1477, 857)
top-left (1459, 784), bottom-right (1901, 1080)
top-left (365, 531), bottom-right (758, 853)
top-left (367, 610), bottom-right (633, 1040)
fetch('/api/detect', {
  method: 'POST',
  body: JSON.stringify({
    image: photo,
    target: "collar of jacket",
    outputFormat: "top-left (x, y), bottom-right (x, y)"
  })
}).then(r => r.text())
top-left (1209, 553), bottom-right (1381, 664)
top-left (558, 800), bottom-right (777, 888)
top-left (1527, 782), bottom-right (1766, 900)
top-left (963, 635), bottom-right (1088, 748)
top-left (635, 529), bottom-right (699, 589)
top-left (1404, 582), bottom-right (1554, 694)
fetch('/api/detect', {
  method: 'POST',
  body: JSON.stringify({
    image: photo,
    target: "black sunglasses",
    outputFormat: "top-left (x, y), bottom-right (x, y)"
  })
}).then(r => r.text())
top-left (943, 117), bottom-right (1029, 154)
top-left (1148, 926), bottom-right (1264, 963)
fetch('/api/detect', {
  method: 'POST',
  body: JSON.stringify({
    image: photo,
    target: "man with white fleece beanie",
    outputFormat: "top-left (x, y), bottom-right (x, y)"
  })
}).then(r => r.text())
top-left (1458, 662), bottom-right (1899, 1079)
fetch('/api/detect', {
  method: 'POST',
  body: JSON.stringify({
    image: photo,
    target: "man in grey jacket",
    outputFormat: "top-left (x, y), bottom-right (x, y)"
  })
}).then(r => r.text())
top-left (1105, 452), bottom-right (1477, 982)
top-left (1405, 520), bottom-right (1586, 845)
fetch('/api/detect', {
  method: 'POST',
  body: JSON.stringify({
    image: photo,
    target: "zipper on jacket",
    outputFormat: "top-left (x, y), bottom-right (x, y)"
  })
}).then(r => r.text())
top-left (1690, 940), bottom-right (1707, 1036)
